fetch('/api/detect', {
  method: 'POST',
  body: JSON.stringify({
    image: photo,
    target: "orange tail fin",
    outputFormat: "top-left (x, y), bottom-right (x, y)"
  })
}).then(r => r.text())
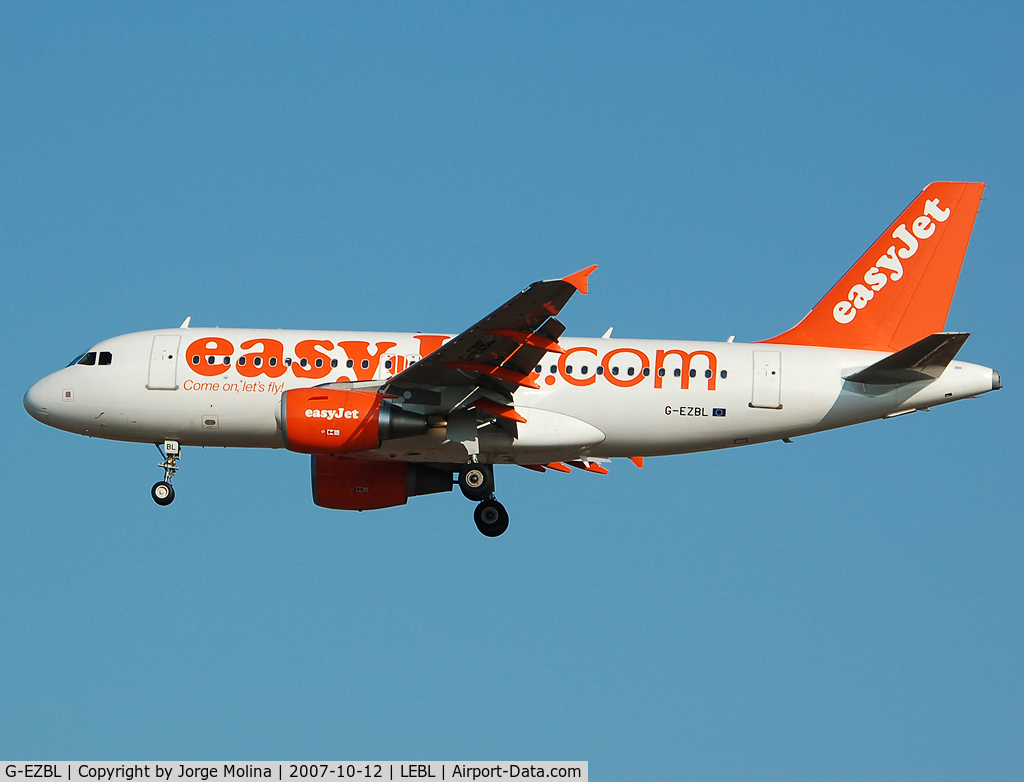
top-left (762, 182), bottom-right (984, 352)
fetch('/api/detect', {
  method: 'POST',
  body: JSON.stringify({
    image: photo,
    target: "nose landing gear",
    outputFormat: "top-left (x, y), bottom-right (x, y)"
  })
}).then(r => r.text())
top-left (459, 464), bottom-right (509, 537)
top-left (152, 440), bottom-right (180, 506)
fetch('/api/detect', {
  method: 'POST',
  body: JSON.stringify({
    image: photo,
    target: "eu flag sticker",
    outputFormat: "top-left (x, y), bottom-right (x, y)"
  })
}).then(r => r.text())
top-left (712, 408), bottom-right (727, 417)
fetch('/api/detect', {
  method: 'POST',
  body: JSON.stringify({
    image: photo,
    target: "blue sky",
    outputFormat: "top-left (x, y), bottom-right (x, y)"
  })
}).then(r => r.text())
top-left (2, 2), bottom-right (1021, 777)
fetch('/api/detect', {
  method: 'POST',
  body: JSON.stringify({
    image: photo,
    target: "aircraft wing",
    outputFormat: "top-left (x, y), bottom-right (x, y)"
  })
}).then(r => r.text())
top-left (381, 266), bottom-right (597, 411)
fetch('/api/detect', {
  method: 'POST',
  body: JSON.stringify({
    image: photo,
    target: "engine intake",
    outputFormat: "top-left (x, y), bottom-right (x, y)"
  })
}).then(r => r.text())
top-left (281, 388), bottom-right (427, 454)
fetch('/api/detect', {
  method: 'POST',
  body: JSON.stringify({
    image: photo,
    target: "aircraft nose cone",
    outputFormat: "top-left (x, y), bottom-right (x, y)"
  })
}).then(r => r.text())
top-left (24, 378), bottom-right (51, 423)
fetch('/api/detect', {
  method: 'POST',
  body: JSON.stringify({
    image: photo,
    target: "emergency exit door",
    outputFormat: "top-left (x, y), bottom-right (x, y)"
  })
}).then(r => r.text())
top-left (147, 335), bottom-right (181, 390)
top-left (751, 350), bottom-right (782, 409)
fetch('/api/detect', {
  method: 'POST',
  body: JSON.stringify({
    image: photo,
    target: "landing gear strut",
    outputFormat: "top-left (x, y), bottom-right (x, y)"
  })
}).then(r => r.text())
top-left (459, 464), bottom-right (508, 536)
top-left (152, 440), bottom-right (180, 506)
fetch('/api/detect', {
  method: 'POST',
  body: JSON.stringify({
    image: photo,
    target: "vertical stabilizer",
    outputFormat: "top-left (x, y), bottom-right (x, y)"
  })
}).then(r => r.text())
top-left (762, 182), bottom-right (984, 352)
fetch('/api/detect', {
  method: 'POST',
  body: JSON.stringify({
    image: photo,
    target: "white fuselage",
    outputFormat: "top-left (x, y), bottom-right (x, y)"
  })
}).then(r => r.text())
top-left (23, 327), bottom-right (999, 464)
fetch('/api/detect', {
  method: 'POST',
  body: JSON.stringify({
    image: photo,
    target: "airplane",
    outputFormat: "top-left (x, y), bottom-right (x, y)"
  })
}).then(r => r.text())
top-left (24, 182), bottom-right (1000, 536)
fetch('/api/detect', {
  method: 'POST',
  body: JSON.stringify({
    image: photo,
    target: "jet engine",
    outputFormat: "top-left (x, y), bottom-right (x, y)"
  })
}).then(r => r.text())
top-left (312, 455), bottom-right (453, 510)
top-left (281, 388), bottom-right (427, 454)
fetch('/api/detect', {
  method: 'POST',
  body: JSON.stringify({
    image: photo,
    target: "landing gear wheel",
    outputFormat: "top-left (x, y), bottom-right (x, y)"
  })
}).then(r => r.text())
top-left (459, 464), bottom-right (494, 501)
top-left (152, 481), bottom-right (175, 506)
top-left (474, 498), bottom-right (509, 537)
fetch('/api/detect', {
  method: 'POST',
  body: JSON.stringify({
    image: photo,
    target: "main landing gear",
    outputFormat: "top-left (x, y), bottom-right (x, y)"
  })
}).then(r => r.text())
top-left (152, 440), bottom-right (180, 506)
top-left (473, 498), bottom-right (509, 537)
top-left (458, 464), bottom-right (509, 537)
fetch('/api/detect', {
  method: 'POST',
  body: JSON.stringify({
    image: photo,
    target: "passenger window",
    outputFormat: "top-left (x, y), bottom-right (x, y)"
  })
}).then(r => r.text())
top-left (238, 357), bottom-right (246, 366)
top-left (705, 369), bottom-right (712, 378)
top-left (99, 351), bottom-right (112, 365)
top-left (673, 369), bottom-right (681, 377)
top-left (223, 357), bottom-right (230, 365)
top-left (207, 356), bottom-right (216, 365)
top-left (720, 370), bottom-right (728, 379)
top-left (331, 359), bottom-right (338, 368)
top-left (253, 357), bottom-right (262, 367)
top-left (689, 369), bottom-right (697, 378)
top-left (581, 366), bottom-right (588, 375)
top-left (77, 352), bottom-right (97, 366)
top-left (627, 367), bottom-right (634, 376)
top-left (300, 358), bottom-right (308, 367)
top-left (385, 360), bottom-right (393, 369)
top-left (642, 368), bottom-right (650, 376)
top-left (535, 365), bottom-right (542, 373)
top-left (315, 358), bottom-right (324, 368)
top-left (347, 359), bottom-right (354, 368)
top-left (285, 358), bottom-right (292, 366)
top-left (658, 368), bottom-right (665, 377)
top-left (550, 365), bottom-right (557, 373)
top-left (612, 367), bottom-right (619, 375)
top-left (597, 366), bottom-right (604, 375)
top-left (361, 359), bottom-right (369, 369)
top-left (191, 355), bottom-right (200, 365)
top-left (566, 366), bottom-right (573, 374)
top-left (269, 357), bottom-right (278, 367)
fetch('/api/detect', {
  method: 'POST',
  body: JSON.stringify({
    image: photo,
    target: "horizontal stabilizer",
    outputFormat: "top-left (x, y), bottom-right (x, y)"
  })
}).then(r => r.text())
top-left (844, 332), bottom-right (969, 385)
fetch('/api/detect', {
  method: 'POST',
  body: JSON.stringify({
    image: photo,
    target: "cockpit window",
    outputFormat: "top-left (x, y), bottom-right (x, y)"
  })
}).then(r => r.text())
top-left (77, 352), bottom-right (97, 366)
top-left (99, 351), bottom-right (112, 365)
top-left (66, 353), bottom-right (86, 367)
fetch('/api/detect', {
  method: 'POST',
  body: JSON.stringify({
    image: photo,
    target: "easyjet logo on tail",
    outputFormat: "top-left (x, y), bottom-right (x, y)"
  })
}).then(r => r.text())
top-left (833, 197), bottom-right (950, 324)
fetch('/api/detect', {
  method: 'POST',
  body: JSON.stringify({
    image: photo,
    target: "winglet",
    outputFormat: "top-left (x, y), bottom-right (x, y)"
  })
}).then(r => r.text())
top-left (562, 265), bottom-right (599, 294)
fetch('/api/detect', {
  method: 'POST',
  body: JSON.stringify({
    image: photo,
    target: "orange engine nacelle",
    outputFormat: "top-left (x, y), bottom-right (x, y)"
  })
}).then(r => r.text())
top-left (281, 388), bottom-right (428, 454)
top-left (312, 455), bottom-right (453, 511)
